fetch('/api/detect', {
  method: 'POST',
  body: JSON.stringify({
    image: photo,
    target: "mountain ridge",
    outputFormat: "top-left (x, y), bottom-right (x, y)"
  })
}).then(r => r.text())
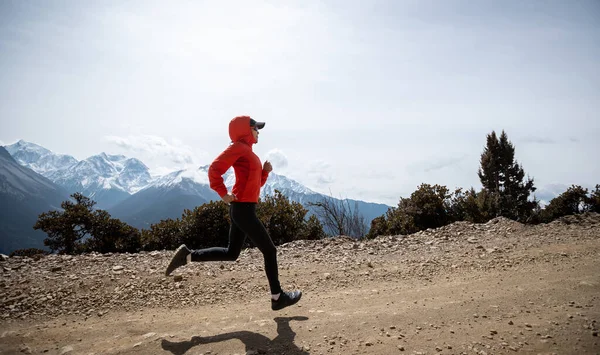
top-left (4, 140), bottom-right (391, 236)
top-left (0, 146), bottom-right (70, 254)
top-left (6, 141), bottom-right (153, 209)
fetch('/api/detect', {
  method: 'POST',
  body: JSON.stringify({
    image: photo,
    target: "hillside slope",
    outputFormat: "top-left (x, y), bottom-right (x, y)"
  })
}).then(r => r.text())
top-left (0, 147), bottom-right (69, 254)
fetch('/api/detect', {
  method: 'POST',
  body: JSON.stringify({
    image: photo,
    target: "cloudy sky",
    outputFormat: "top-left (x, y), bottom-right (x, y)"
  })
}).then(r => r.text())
top-left (1, 0), bottom-right (599, 206)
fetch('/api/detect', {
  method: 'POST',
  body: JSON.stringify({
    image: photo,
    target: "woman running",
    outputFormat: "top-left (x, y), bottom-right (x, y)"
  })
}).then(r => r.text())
top-left (165, 115), bottom-right (302, 311)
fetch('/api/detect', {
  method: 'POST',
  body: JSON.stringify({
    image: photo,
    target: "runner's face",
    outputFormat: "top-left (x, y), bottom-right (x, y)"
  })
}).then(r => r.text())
top-left (251, 126), bottom-right (259, 141)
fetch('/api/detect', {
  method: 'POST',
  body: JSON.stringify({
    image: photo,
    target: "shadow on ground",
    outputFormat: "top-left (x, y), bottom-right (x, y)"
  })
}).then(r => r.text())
top-left (161, 316), bottom-right (310, 355)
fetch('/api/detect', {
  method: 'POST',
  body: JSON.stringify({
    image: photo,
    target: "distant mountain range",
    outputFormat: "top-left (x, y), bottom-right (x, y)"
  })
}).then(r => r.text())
top-left (1, 140), bottom-right (391, 253)
top-left (108, 167), bottom-right (222, 228)
top-left (6, 140), bottom-right (152, 209)
top-left (0, 146), bottom-right (69, 254)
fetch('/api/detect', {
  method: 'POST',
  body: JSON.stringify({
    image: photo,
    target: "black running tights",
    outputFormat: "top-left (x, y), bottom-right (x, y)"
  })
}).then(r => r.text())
top-left (190, 202), bottom-right (282, 295)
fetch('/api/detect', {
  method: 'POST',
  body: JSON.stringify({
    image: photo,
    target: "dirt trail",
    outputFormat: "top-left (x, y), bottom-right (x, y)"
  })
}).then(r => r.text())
top-left (1, 215), bottom-right (599, 354)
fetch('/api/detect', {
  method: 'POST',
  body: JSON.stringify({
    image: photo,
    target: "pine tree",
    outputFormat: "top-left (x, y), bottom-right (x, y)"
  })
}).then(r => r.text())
top-left (477, 130), bottom-right (537, 221)
top-left (590, 185), bottom-right (600, 213)
top-left (478, 131), bottom-right (501, 195)
top-left (34, 193), bottom-right (140, 254)
top-left (34, 193), bottom-right (96, 254)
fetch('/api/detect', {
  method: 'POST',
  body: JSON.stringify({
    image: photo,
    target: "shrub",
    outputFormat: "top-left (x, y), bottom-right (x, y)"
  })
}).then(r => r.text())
top-left (34, 193), bottom-right (141, 254)
top-left (257, 190), bottom-right (322, 245)
top-left (299, 215), bottom-right (326, 241)
top-left (34, 193), bottom-right (96, 254)
top-left (589, 185), bottom-right (600, 213)
top-left (140, 191), bottom-right (325, 251)
top-left (180, 201), bottom-right (230, 249)
top-left (307, 195), bottom-right (367, 238)
top-left (83, 210), bottom-right (141, 253)
top-left (540, 185), bottom-right (591, 222)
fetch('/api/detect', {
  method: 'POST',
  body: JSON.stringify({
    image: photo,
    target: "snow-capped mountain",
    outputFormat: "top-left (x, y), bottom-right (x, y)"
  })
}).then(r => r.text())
top-left (141, 165), bottom-right (317, 201)
top-left (108, 167), bottom-right (221, 228)
top-left (47, 153), bottom-right (152, 194)
top-left (107, 165), bottom-right (390, 229)
top-left (5, 140), bottom-right (78, 174)
top-left (5, 141), bottom-right (153, 209)
top-left (48, 153), bottom-right (153, 209)
top-left (152, 166), bottom-right (212, 192)
top-left (258, 173), bottom-right (320, 202)
top-left (0, 146), bottom-right (69, 254)
top-left (5, 140), bottom-right (391, 232)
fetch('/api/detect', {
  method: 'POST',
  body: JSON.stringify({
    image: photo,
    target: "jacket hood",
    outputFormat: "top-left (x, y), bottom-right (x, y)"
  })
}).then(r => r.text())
top-left (228, 116), bottom-right (256, 145)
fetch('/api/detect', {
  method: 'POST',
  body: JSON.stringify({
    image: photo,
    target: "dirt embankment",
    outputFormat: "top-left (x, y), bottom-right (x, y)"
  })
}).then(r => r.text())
top-left (1, 213), bottom-right (599, 354)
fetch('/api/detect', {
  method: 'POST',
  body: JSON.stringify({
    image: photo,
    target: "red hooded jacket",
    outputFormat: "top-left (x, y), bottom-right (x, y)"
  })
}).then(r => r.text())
top-left (208, 116), bottom-right (269, 203)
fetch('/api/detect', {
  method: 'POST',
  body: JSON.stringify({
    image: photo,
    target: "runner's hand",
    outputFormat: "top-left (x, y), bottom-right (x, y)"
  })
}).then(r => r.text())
top-left (222, 193), bottom-right (236, 204)
top-left (263, 160), bottom-right (273, 173)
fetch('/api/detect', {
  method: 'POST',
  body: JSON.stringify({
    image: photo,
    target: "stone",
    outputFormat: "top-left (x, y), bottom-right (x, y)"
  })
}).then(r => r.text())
top-left (60, 346), bottom-right (74, 354)
top-left (143, 332), bottom-right (156, 339)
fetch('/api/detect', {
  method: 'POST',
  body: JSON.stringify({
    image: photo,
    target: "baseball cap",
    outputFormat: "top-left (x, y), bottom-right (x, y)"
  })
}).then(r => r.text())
top-left (249, 118), bottom-right (265, 129)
